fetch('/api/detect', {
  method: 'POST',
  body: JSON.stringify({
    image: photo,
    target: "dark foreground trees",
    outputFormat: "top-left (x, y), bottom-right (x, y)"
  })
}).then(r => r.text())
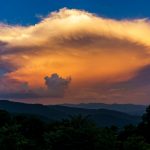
top-left (0, 107), bottom-right (150, 150)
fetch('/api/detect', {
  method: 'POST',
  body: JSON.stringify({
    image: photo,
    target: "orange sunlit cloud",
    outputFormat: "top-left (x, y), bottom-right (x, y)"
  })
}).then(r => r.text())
top-left (0, 8), bottom-right (150, 104)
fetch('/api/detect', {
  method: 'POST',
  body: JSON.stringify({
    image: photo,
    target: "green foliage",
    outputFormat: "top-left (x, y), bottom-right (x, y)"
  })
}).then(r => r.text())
top-left (137, 105), bottom-right (150, 143)
top-left (142, 105), bottom-right (150, 125)
top-left (96, 128), bottom-right (117, 150)
top-left (0, 124), bottom-right (28, 150)
top-left (0, 110), bottom-right (11, 127)
top-left (0, 105), bottom-right (150, 150)
top-left (123, 136), bottom-right (150, 150)
top-left (44, 115), bottom-right (99, 150)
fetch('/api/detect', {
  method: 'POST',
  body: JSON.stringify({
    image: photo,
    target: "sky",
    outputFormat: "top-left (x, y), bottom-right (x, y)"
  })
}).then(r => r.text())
top-left (0, 0), bottom-right (150, 104)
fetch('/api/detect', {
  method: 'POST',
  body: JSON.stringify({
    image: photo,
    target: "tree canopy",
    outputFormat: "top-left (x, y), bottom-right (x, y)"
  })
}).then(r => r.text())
top-left (0, 106), bottom-right (150, 150)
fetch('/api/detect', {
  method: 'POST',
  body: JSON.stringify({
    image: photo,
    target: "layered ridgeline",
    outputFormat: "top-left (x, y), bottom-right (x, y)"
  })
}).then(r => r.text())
top-left (0, 100), bottom-right (142, 127)
top-left (61, 103), bottom-right (146, 115)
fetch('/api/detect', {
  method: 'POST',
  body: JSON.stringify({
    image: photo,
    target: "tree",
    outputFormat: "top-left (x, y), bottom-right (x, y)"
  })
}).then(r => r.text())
top-left (96, 128), bottom-right (117, 150)
top-left (123, 136), bottom-right (150, 150)
top-left (44, 115), bottom-right (99, 150)
top-left (15, 115), bottom-right (45, 150)
top-left (0, 124), bottom-right (28, 150)
top-left (138, 105), bottom-right (150, 143)
top-left (142, 105), bottom-right (150, 125)
top-left (0, 110), bottom-right (11, 127)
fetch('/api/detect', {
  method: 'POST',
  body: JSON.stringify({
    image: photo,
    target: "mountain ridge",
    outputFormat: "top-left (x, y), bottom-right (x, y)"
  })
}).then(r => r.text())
top-left (61, 102), bottom-right (147, 115)
top-left (0, 100), bottom-right (142, 127)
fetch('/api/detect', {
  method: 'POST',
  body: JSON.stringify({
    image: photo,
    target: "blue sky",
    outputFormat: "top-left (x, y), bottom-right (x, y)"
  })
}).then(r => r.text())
top-left (0, 0), bottom-right (150, 25)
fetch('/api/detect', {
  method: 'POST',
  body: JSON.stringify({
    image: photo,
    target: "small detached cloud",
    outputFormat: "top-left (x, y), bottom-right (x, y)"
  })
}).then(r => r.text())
top-left (45, 73), bottom-right (71, 97)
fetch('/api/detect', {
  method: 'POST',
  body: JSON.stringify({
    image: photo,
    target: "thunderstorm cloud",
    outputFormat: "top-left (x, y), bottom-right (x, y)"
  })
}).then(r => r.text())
top-left (0, 8), bottom-right (150, 103)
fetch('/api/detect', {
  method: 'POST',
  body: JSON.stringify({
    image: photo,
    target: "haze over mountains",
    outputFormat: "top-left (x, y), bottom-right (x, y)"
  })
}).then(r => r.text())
top-left (62, 103), bottom-right (147, 115)
top-left (0, 100), bottom-right (144, 127)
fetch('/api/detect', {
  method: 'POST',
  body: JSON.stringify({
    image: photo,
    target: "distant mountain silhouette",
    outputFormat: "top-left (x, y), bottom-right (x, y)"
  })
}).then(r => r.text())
top-left (62, 103), bottom-right (146, 115)
top-left (0, 100), bottom-right (141, 127)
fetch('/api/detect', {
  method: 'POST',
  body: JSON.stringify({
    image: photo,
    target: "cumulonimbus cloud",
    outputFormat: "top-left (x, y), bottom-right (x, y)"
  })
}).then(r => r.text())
top-left (0, 8), bottom-right (150, 102)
